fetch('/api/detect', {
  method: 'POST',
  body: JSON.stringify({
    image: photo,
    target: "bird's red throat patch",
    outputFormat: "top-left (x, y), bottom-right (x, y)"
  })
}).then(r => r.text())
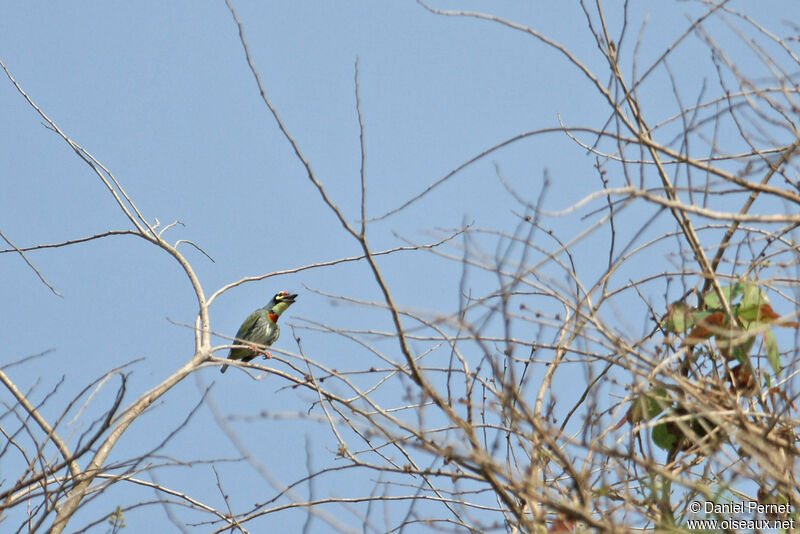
top-left (268, 312), bottom-right (279, 323)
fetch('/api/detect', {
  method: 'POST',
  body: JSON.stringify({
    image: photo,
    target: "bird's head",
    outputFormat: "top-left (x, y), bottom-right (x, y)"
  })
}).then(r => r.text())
top-left (267, 291), bottom-right (297, 322)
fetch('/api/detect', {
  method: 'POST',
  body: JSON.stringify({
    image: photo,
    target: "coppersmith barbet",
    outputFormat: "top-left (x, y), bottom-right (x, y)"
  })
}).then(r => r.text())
top-left (221, 291), bottom-right (297, 373)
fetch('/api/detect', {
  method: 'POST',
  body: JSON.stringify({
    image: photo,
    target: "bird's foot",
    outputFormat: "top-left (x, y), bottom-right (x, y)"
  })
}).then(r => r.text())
top-left (261, 351), bottom-right (273, 360)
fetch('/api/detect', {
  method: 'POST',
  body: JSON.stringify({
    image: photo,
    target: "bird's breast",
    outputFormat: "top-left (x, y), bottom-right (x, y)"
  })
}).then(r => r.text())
top-left (253, 316), bottom-right (280, 346)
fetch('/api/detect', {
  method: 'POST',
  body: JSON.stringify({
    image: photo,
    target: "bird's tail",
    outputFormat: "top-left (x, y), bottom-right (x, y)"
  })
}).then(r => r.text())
top-left (220, 363), bottom-right (228, 373)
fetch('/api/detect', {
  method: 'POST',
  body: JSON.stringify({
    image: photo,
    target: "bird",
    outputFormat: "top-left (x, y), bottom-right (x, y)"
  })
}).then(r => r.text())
top-left (220, 291), bottom-right (297, 373)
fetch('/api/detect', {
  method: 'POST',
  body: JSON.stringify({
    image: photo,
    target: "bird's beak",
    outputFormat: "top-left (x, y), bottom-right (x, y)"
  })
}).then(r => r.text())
top-left (281, 293), bottom-right (298, 303)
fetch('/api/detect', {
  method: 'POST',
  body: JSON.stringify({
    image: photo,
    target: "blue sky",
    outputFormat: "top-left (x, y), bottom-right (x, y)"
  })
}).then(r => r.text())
top-left (2, 2), bottom-right (800, 532)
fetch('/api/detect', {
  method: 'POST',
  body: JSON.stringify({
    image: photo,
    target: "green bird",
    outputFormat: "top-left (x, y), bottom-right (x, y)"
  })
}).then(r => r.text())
top-left (221, 291), bottom-right (297, 373)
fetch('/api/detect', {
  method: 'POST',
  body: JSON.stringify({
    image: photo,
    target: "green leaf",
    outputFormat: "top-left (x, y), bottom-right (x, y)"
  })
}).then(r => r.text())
top-left (644, 387), bottom-right (672, 419)
top-left (740, 282), bottom-right (768, 310)
top-left (764, 329), bottom-right (781, 374)
top-left (665, 302), bottom-right (693, 333)
top-left (688, 310), bottom-right (714, 327)
top-left (652, 421), bottom-right (681, 452)
top-left (703, 283), bottom-right (744, 310)
top-left (729, 335), bottom-right (755, 364)
top-left (737, 305), bottom-right (760, 323)
top-left (628, 387), bottom-right (672, 424)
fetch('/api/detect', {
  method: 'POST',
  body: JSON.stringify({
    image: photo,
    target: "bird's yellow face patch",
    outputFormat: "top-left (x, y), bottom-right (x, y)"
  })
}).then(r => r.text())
top-left (272, 301), bottom-right (292, 317)
top-left (269, 291), bottom-right (296, 322)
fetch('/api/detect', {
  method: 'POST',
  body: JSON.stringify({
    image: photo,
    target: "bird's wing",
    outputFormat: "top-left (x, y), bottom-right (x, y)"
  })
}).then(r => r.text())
top-left (234, 310), bottom-right (261, 342)
top-left (223, 310), bottom-right (265, 372)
